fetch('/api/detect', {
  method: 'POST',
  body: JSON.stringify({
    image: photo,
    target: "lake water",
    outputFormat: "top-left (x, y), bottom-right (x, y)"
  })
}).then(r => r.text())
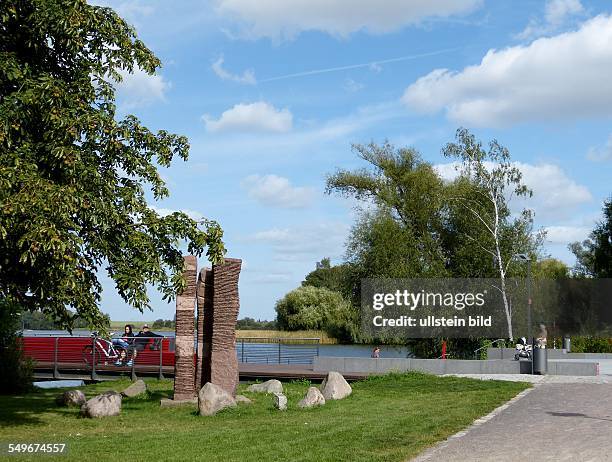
top-left (34, 380), bottom-right (84, 389)
top-left (23, 330), bottom-right (412, 359)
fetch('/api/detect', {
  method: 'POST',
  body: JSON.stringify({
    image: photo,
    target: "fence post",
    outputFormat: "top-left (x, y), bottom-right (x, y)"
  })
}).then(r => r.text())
top-left (278, 339), bottom-right (281, 364)
top-left (158, 340), bottom-right (164, 380)
top-left (91, 337), bottom-right (98, 381)
top-left (53, 337), bottom-right (59, 379)
top-left (131, 355), bottom-right (137, 381)
top-left (241, 339), bottom-right (245, 363)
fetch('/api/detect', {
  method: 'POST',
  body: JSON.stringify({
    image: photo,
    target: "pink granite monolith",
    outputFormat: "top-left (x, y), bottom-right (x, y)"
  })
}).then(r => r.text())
top-left (173, 255), bottom-right (197, 401)
top-left (202, 258), bottom-right (241, 395)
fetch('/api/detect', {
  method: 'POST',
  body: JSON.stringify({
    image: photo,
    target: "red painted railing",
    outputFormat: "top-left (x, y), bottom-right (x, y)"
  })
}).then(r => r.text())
top-left (22, 335), bottom-right (176, 380)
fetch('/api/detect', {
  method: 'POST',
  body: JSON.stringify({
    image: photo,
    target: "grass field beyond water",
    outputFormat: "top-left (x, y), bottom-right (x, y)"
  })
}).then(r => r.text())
top-left (0, 373), bottom-right (528, 462)
top-left (108, 323), bottom-right (338, 344)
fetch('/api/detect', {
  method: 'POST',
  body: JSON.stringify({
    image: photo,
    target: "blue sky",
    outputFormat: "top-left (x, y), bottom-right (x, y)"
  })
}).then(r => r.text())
top-left (95, 0), bottom-right (611, 322)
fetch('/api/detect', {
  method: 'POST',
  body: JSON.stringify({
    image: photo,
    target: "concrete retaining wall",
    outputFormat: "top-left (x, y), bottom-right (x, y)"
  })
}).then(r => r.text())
top-left (313, 356), bottom-right (600, 376)
top-left (547, 361), bottom-right (599, 376)
top-left (487, 348), bottom-right (612, 360)
top-left (313, 357), bottom-right (521, 375)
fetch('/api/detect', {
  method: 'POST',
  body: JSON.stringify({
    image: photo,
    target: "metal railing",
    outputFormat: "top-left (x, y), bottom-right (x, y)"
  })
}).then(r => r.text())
top-left (24, 335), bottom-right (322, 381)
top-left (473, 339), bottom-right (506, 359)
top-left (24, 335), bottom-right (167, 381)
top-left (237, 337), bottom-right (320, 365)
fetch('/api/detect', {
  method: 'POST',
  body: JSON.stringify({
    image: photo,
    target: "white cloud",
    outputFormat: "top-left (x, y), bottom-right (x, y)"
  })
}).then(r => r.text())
top-left (248, 223), bottom-right (349, 262)
top-left (242, 174), bottom-right (315, 209)
top-left (211, 55), bottom-right (256, 85)
top-left (517, 0), bottom-right (584, 40)
top-left (434, 161), bottom-right (592, 220)
top-left (515, 163), bottom-right (592, 215)
top-left (545, 225), bottom-right (590, 244)
top-left (344, 78), bottom-right (364, 92)
top-left (402, 15), bottom-right (612, 127)
top-left (203, 101), bottom-right (293, 133)
top-left (248, 271), bottom-right (294, 284)
top-left (215, 0), bottom-right (482, 39)
top-left (546, 0), bottom-right (584, 25)
top-left (369, 62), bottom-right (383, 73)
top-left (116, 67), bottom-right (169, 109)
top-left (587, 134), bottom-right (612, 162)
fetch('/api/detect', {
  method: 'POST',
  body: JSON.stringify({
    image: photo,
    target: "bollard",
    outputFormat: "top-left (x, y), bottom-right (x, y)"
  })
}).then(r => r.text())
top-left (91, 337), bottom-right (98, 381)
top-left (53, 337), bottom-right (60, 379)
top-left (532, 347), bottom-right (547, 375)
top-left (158, 340), bottom-right (164, 380)
top-left (562, 336), bottom-right (571, 353)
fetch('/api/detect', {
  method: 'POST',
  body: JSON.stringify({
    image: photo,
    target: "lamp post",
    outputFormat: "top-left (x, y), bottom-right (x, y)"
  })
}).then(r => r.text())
top-left (513, 253), bottom-right (532, 374)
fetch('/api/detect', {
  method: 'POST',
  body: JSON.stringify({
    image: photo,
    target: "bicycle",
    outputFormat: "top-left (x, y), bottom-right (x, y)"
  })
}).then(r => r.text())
top-left (82, 331), bottom-right (128, 368)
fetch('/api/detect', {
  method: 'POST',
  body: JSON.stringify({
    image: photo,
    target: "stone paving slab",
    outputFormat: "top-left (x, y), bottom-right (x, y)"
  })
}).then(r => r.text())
top-left (412, 383), bottom-right (612, 461)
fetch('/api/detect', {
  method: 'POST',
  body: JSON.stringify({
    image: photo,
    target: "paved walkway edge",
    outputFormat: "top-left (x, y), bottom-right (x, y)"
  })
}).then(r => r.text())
top-left (410, 387), bottom-right (535, 462)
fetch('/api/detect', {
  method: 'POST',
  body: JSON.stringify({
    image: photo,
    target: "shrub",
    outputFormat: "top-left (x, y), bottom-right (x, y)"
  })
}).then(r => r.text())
top-left (0, 300), bottom-right (34, 394)
top-left (566, 336), bottom-right (612, 353)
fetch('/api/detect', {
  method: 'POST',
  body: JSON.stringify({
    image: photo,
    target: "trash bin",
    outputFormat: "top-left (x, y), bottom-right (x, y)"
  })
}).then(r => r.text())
top-left (532, 347), bottom-right (547, 375)
top-left (562, 336), bottom-right (571, 353)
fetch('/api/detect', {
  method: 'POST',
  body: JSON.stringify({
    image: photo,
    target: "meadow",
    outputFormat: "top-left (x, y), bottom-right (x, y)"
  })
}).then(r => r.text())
top-left (0, 373), bottom-right (529, 462)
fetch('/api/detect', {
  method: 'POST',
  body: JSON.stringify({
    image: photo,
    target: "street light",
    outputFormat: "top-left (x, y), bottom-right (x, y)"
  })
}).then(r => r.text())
top-left (513, 253), bottom-right (532, 374)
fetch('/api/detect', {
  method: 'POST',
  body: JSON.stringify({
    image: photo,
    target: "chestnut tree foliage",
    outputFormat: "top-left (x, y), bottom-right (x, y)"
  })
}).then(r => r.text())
top-left (0, 1), bottom-right (225, 329)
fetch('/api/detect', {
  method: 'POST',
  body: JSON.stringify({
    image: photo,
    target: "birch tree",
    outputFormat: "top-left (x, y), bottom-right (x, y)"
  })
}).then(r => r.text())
top-left (442, 128), bottom-right (542, 340)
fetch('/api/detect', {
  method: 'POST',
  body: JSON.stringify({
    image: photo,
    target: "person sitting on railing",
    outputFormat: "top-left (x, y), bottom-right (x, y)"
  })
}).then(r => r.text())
top-left (127, 324), bottom-right (163, 366)
top-left (112, 324), bottom-right (134, 366)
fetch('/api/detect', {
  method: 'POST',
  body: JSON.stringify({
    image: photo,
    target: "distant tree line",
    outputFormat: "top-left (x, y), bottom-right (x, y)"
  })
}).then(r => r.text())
top-left (150, 317), bottom-right (278, 330)
top-left (20, 310), bottom-right (110, 330)
top-left (236, 317), bottom-right (277, 330)
top-left (152, 319), bottom-right (176, 329)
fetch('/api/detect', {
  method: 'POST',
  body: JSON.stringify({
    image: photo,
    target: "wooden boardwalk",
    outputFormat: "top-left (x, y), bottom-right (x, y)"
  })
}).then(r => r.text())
top-left (32, 361), bottom-right (368, 382)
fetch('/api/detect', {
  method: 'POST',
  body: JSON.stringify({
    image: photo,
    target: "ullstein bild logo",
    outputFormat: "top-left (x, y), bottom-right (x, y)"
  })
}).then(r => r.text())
top-left (361, 278), bottom-right (612, 339)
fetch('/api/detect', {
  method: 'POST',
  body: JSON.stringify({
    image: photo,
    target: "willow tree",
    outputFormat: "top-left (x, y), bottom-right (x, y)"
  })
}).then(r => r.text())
top-left (0, 1), bottom-right (225, 329)
top-left (327, 142), bottom-right (449, 278)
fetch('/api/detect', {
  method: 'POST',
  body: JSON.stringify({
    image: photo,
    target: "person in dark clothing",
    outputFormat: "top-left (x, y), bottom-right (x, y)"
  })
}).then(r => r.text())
top-left (113, 324), bottom-right (134, 366)
top-left (128, 324), bottom-right (163, 366)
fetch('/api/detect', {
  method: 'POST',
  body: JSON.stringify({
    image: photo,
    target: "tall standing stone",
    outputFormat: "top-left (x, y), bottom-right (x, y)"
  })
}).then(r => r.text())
top-left (173, 255), bottom-right (197, 401)
top-left (202, 258), bottom-right (241, 395)
top-left (195, 267), bottom-right (213, 389)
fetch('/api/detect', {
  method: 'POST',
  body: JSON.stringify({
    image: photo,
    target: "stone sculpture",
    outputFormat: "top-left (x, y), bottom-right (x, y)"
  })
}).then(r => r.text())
top-left (167, 255), bottom-right (242, 406)
top-left (173, 255), bottom-right (197, 401)
top-left (201, 258), bottom-right (242, 395)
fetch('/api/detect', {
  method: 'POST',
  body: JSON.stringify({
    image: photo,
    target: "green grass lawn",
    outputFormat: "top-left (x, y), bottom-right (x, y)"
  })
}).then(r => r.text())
top-left (0, 373), bottom-right (528, 462)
